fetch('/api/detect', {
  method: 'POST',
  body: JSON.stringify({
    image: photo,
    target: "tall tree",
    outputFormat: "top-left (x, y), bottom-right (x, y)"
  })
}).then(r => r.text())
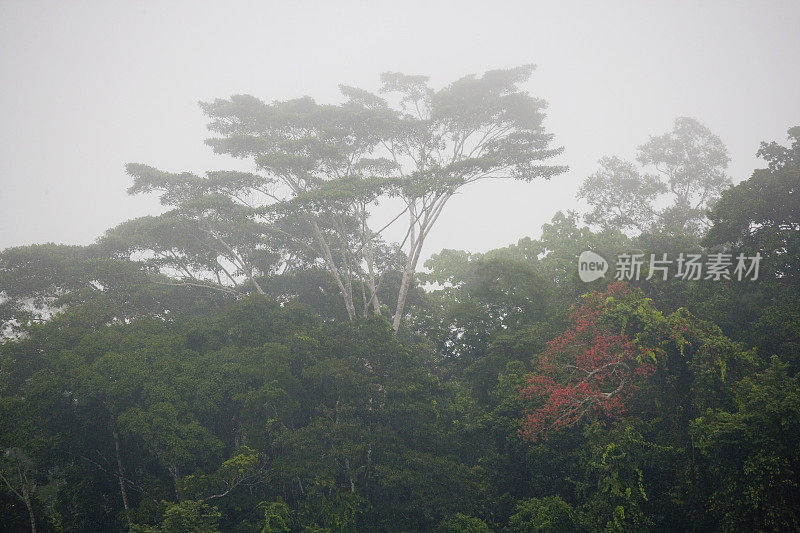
top-left (579, 117), bottom-right (731, 236)
top-left (113, 66), bottom-right (566, 331)
top-left (638, 117), bottom-right (732, 234)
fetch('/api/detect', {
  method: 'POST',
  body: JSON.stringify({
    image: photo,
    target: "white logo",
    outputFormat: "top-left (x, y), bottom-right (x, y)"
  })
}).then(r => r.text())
top-left (578, 251), bottom-right (608, 282)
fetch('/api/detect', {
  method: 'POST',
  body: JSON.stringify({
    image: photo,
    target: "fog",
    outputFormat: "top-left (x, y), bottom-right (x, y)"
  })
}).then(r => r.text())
top-left (1, 0), bottom-right (798, 260)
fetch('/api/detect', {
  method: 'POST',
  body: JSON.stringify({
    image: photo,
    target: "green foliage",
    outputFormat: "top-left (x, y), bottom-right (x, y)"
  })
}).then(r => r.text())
top-left (519, 211), bottom-right (630, 301)
top-left (297, 488), bottom-right (367, 532)
top-left (506, 496), bottom-right (583, 533)
top-left (580, 423), bottom-right (653, 532)
top-left (690, 356), bottom-right (800, 531)
top-left (703, 126), bottom-right (800, 372)
top-left (133, 500), bottom-right (222, 533)
top-left (705, 126), bottom-right (800, 276)
top-left (259, 500), bottom-right (292, 533)
top-left (419, 245), bottom-right (552, 362)
top-left (437, 513), bottom-right (492, 532)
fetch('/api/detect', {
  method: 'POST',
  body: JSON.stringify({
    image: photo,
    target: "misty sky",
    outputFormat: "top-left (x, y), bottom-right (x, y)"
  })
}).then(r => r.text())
top-left (1, 0), bottom-right (799, 262)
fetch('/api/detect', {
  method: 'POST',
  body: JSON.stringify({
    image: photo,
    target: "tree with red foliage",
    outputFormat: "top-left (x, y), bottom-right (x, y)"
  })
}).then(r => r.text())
top-left (520, 283), bottom-right (659, 442)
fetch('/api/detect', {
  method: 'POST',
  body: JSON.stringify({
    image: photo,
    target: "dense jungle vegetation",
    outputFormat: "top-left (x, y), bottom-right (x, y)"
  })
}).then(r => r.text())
top-left (1, 68), bottom-right (798, 531)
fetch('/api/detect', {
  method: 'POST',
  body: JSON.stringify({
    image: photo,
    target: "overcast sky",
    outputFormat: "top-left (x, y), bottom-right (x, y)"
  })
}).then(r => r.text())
top-left (1, 0), bottom-right (799, 261)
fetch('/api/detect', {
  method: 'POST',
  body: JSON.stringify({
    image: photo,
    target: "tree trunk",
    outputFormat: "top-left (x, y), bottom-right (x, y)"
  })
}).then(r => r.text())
top-left (344, 458), bottom-right (356, 494)
top-left (392, 208), bottom-right (418, 332)
top-left (364, 238), bottom-right (381, 314)
top-left (21, 480), bottom-right (36, 533)
top-left (169, 466), bottom-right (180, 502)
top-left (392, 256), bottom-right (414, 332)
top-left (392, 193), bottom-right (452, 332)
top-left (311, 220), bottom-right (355, 320)
top-left (111, 421), bottom-right (133, 531)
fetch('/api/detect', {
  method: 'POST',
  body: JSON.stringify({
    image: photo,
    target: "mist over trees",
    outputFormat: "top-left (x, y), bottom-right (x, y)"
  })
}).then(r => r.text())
top-left (579, 117), bottom-right (732, 236)
top-left (103, 66), bottom-right (565, 333)
top-left (1, 65), bottom-right (799, 532)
